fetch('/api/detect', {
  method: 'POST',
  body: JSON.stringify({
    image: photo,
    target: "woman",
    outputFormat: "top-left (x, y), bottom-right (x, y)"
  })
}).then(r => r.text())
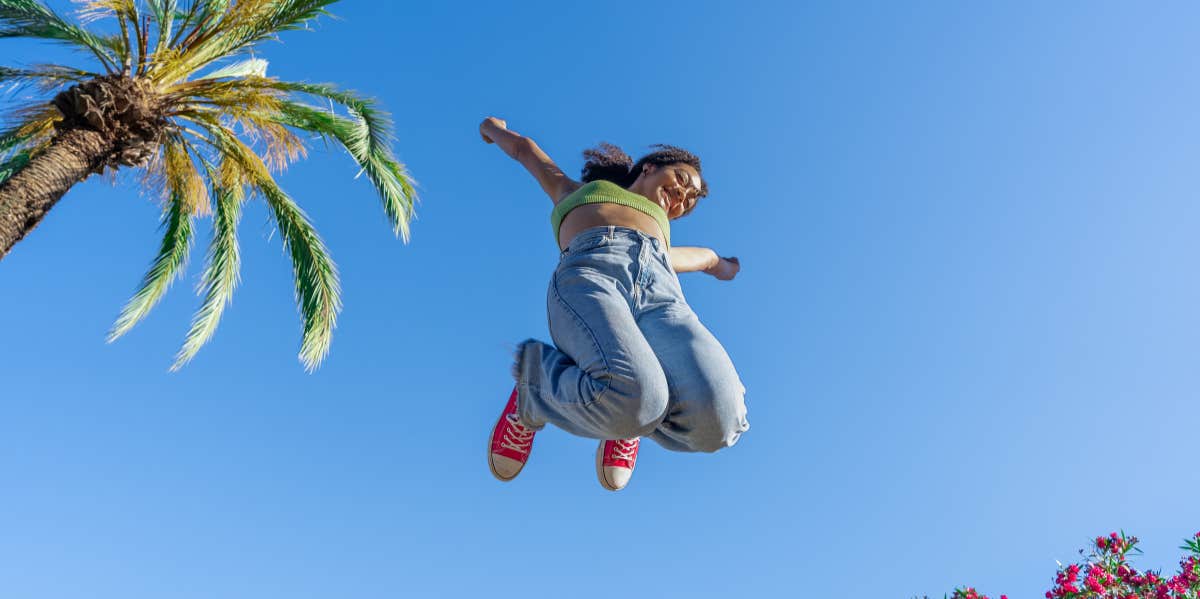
top-left (481, 117), bottom-right (749, 491)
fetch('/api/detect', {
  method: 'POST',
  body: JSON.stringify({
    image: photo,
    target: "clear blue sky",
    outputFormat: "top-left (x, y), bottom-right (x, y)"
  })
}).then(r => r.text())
top-left (2, 1), bottom-right (1198, 597)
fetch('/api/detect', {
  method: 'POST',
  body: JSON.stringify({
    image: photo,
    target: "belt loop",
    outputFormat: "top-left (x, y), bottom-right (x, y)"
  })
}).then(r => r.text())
top-left (606, 225), bottom-right (615, 240)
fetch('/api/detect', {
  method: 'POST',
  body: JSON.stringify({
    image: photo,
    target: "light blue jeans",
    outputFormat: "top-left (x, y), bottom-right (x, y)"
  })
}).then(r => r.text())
top-left (514, 226), bottom-right (749, 453)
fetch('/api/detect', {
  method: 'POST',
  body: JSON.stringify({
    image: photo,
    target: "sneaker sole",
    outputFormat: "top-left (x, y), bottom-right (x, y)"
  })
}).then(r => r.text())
top-left (489, 446), bottom-right (518, 482)
top-left (595, 443), bottom-right (622, 491)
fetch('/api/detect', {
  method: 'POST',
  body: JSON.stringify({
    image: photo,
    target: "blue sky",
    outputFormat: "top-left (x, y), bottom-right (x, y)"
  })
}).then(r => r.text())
top-left (2, 1), bottom-right (1198, 597)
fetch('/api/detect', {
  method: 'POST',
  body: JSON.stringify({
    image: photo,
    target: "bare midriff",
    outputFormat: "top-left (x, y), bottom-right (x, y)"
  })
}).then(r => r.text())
top-left (557, 203), bottom-right (667, 252)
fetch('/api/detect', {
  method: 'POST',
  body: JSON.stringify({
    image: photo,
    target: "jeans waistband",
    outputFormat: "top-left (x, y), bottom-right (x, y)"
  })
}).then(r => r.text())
top-left (562, 225), bottom-right (665, 255)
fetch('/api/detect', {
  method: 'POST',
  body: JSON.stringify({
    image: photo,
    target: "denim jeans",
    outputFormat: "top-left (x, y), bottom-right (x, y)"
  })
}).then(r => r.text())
top-left (514, 226), bottom-right (749, 453)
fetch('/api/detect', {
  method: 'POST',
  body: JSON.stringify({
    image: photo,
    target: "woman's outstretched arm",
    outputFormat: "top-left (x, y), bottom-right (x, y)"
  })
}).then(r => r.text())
top-left (480, 117), bottom-right (578, 203)
top-left (670, 246), bottom-right (740, 280)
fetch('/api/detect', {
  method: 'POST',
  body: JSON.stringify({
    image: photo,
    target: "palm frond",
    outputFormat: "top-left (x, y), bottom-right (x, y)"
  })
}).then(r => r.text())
top-left (0, 64), bottom-right (97, 93)
top-left (0, 105), bottom-right (57, 158)
top-left (181, 83), bottom-right (285, 117)
top-left (263, 80), bottom-right (393, 153)
top-left (168, 80), bottom-right (306, 172)
top-left (0, 0), bottom-right (121, 72)
top-left (107, 183), bottom-right (195, 342)
top-left (258, 176), bottom-right (340, 371)
top-left (196, 57), bottom-right (267, 80)
top-left (224, 79), bottom-right (416, 237)
top-left (277, 100), bottom-right (415, 240)
top-left (235, 112), bottom-right (306, 172)
top-left (0, 125), bottom-right (32, 157)
top-left (0, 147), bottom-right (30, 185)
top-left (172, 156), bottom-right (243, 370)
top-left (152, 0), bottom-right (335, 84)
top-left (164, 0), bottom-right (225, 50)
top-left (75, 0), bottom-right (144, 73)
top-left (145, 0), bottom-right (177, 56)
top-left (187, 78), bottom-right (417, 237)
top-left (188, 115), bottom-right (340, 370)
top-left (194, 0), bottom-right (232, 25)
top-left (163, 135), bottom-right (211, 215)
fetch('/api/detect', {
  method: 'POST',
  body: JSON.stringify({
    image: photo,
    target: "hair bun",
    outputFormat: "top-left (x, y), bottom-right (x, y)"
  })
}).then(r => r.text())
top-left (581, 142), bottom-right (637, 186)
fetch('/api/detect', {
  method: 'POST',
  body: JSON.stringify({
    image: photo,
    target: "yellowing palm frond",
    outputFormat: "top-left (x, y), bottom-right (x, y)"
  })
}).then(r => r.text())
top-left (163, 136), bottom-right (211, 215)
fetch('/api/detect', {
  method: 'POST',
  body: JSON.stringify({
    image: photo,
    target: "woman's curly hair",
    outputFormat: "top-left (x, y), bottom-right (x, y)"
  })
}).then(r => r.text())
top-left (581, 143), bottom-right (708, 217)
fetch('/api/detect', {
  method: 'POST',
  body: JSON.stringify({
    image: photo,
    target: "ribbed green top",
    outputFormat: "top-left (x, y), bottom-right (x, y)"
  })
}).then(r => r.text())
top-left (551, 180), bottom-right (670, 247)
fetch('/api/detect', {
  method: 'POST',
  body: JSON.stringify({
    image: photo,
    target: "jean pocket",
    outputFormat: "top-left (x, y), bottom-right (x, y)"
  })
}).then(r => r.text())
top-left (562, 233), bottom-right (610, 257)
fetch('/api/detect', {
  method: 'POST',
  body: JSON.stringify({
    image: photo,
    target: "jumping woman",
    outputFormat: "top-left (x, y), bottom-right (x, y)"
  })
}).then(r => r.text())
top-left (480, 117), bottom-right (749, 491)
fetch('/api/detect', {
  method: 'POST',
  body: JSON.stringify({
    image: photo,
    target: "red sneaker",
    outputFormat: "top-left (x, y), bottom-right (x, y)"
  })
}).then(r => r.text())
top-left (488, 387), bottom-right (536, 482)
top-left (596, 438), bottom-right (640, 491)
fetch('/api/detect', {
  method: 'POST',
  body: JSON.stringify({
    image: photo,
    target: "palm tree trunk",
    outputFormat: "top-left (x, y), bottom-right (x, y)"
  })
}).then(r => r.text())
top-left (0, 128), bottom-right (110, 261)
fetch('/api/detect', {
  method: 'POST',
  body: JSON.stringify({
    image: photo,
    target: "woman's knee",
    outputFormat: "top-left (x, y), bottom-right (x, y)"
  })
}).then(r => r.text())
top-left (599, 369), bottom-right (669, 438)
top-left (684, 383), bottom-right (749, 453)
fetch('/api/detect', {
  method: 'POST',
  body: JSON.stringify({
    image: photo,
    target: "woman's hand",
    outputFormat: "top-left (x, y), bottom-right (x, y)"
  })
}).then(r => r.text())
top-left (480, 116), bottom-right (508, 143)
top-left (704, 256), bottom-right (740, 281)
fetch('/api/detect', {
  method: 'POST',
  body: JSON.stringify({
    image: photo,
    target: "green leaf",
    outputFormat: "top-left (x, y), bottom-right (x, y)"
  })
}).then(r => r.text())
top-left (0, 0), bottom-right (120, 72)
top-left (0, 64), bottom-right (94, 93)
top-left (276, 99), bottom-right (416, 240)
top-left (146, 0), bottom-right (178, 55)
top-left (0, 148), bottom-right (30, 185)
top-left (108, 193), bottom-right (195, 341)
top-left (256, 174), bottom-right (340, 371)
top-left (172, 167), bottom-right (242, 370)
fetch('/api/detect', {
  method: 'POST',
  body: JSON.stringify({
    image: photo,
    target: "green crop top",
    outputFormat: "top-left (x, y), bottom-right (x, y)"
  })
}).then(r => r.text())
top-left (551, 180), bottom-right (671, 248)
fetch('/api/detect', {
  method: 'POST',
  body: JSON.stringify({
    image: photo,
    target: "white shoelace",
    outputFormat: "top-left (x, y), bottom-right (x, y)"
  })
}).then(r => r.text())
top-left (610, 438), bottom-right (639, 462)
top-left (499, 413), bottom-right (534, 454)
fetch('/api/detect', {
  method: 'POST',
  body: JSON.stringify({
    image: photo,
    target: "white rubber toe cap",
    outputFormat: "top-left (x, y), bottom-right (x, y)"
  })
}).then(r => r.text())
top-left (595, 444), bottom-right (634, 491)
top-left (489, 453), bottom-right (525, 482)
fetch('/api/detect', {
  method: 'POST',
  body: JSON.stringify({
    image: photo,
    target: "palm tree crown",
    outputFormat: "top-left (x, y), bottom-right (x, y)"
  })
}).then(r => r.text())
top-left (0, 0), bottom-right (417, 371)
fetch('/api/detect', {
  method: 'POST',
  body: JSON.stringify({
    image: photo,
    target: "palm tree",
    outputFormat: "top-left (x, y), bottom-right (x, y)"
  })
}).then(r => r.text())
top-left (0, 0), bottom-right (417, 371)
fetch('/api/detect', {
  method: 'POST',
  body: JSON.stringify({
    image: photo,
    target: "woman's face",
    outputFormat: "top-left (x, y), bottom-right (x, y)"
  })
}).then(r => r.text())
top-left (636, 162), bottom-right (704, 219)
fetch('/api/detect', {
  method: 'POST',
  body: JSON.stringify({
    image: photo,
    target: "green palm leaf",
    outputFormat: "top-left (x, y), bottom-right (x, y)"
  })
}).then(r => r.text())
top-left (257, 171), bottom-right (340, 371)
top-left (172, 161), bottom-right (242, 370)
top-left (107, 190), bottom-right (195, 341)
top-left (0, 0), bottom-right (120, 71)
top-left (259, 80), bottom-right (416, 239)
top-left (0, 148), bottom-right (30, 185)
top-left (0, 64), bottom-right (97, 92)
top-left (145, 0), bottom-right (177, 55)
top-left (0, 127), bottom-right (31, 157)
top-left (276, 100), bottom-right (416, 240)
top-left (0, 124), bottom-right (44, 184)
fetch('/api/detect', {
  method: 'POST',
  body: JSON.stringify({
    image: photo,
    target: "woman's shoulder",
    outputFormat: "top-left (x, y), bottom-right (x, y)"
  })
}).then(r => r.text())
top-left (554, 180), bottom-right (594, 204)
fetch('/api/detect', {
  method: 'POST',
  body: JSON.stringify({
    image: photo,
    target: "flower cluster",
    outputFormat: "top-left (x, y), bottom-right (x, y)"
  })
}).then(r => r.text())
top-left (950, 587), bottom-right (1008, 599)
top-left (940, 532), bottom-right (1200, 599)
top-left (1043, 532), bottom-right (1200, 599)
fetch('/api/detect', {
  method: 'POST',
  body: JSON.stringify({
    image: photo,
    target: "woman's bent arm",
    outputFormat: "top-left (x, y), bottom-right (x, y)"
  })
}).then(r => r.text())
top-left (480, 117), bottom-right (577, 203)
top-left (670, 246), bottom-right (741, 280)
